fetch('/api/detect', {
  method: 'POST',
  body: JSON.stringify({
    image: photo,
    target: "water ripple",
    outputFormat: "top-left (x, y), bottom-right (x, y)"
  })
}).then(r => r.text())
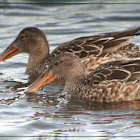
top-left (0, 3), bottom-right (140, 137)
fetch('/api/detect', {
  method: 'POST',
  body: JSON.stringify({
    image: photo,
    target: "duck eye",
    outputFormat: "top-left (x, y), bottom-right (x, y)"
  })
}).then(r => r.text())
top-left (54, 62), bottom-right (60, 66)
top-left (20, 34), bottom-right (26, 40)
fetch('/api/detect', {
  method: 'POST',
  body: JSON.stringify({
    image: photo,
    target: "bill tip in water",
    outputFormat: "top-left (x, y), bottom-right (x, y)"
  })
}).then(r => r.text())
top-left (24, 87), bottom-right (34, 93)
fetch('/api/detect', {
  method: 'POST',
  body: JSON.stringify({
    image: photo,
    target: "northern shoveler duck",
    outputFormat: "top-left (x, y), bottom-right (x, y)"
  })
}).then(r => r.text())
top-left (25, 53), bottom-right (140, 103)
top-left (0, 27), bottom-right (140, 84)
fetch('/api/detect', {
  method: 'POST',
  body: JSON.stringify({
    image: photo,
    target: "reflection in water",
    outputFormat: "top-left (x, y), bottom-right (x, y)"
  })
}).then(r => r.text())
top-left (0, 3), bottom-right (140, 137)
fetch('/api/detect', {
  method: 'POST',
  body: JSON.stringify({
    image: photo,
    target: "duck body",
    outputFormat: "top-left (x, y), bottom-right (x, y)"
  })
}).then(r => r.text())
top-left (25, 53), bottom-right (140, 103)
top-left (0, 27), bottom-right (140, 84)
top-left (71, 59), bottom-right (140, 102)
top-left (44, 27), bottom-right (140, 76)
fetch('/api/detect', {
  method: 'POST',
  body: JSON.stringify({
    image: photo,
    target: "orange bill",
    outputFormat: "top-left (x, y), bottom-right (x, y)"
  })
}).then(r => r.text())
top-left (24, 70), bottom-right (56, 93)
top-left (0, 43), bottom-right (20, 62)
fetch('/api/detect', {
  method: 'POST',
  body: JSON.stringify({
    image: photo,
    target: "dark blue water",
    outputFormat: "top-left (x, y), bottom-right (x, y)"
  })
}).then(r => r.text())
top-left (0, 3), bottom-right (140, 138)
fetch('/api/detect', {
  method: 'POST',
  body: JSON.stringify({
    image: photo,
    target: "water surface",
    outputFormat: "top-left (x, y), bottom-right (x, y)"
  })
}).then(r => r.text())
top-left (0, 3), bottom-right (140, 138)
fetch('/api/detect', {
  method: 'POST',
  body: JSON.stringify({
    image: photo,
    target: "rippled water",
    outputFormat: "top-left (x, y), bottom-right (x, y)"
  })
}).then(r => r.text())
top-left (0, 3), bottom-right (140, 138)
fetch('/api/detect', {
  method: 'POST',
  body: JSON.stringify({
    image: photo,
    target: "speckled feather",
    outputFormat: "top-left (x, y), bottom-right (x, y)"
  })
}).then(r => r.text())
top-left (71, 59), bottom-right (140, 102)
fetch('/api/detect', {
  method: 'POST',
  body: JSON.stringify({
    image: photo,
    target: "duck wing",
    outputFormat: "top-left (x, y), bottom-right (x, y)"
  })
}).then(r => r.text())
top-left (86, 59), bottom-right (140, 85)
top-left (50, 26), bottom-right (140, 61)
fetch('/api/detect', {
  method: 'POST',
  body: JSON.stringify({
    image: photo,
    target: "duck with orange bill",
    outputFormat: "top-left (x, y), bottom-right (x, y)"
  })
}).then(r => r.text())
top-left (25, 53), bottom-right (140, 103)
top-left (0, 27), bottom-right (140, 84)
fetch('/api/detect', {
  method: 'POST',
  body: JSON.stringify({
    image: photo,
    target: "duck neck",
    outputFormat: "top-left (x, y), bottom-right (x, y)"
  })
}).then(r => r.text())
top-left (64, 75), bottom-right (86, 93)
top-left (26, 49), bottom-right (49, 81)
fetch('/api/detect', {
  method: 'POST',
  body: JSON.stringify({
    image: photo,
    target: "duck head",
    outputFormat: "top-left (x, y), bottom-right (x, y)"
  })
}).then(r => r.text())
top-left (24, 52), bottom-right (86, 93)
top-left (0, 27), bottom-right (49, 62)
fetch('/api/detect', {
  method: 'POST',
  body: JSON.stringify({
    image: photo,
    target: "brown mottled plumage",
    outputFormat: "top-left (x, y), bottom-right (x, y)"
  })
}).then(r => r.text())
top-left (0, 27), bottom-right (140, 84)
top-left (25, 53), bottom-right (140, 103)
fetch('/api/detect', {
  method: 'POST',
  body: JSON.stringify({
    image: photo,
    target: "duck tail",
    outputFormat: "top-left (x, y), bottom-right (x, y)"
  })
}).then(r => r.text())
top-left (122, 26), bottom-right (140, 36)
top-left (134, 28), bottom-right (140, 36)
top-left (128, 26), bottom-right (140, 35)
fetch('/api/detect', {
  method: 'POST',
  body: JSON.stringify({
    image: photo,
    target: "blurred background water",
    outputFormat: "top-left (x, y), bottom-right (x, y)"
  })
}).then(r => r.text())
top-left (0, 2), bottom-right (140, 139)
top-left (1, 0), bottom-right (140, 3)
